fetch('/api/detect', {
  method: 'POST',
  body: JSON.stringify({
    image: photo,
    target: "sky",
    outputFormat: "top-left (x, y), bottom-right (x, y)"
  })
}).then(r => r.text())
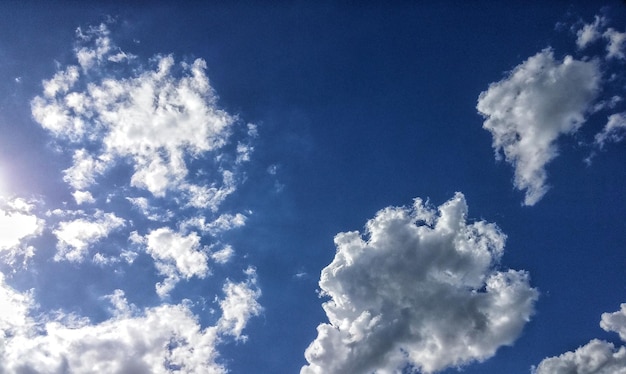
top-left (0, 1), bottom-right (625, 373)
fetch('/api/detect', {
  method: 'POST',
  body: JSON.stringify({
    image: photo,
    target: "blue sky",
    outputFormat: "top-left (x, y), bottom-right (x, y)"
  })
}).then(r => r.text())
top-left (1, 2), bottom-right (626, 373)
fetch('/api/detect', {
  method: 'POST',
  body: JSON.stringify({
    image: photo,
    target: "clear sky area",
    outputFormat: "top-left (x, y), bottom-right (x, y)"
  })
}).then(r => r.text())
top-left (1, 2), bottom-right (626, 373)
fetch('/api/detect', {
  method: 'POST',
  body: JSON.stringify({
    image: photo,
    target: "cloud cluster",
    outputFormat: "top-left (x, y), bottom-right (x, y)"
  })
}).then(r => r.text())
top-left (576, 15), bottom-right (626, 60)
top-left (31, 24), bottom-right (240, 208)
top-left (477, 49), bottom-right (600, 206)
top-left (302, 193), bottom-right (538, 374)
top-left (28, 22), bottom-right (255, 296)
top-left (0, 21), bottom-right (264, 374)
top-left (0, 270), bottom-right (261, 374)
top-left (534, 304), bottom-right (626, 374)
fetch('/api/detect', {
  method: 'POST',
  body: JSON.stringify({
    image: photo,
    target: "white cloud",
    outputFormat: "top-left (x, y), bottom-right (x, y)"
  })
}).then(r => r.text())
top-left (576, 16), bottom-right (625, 60)
top-left (236, 142), bottom-right (254, 164)
top-left (11, 20), bottom-right (261, 374)
top-left (72, 190), bottom-right (95, 205)
top-left (183, 170), bottom-right (237, 211)
top-left (126, 196), bottom-right (173, 221)
top-left (182, 212), bottom-right (247, 236)
top-left (92, 249), bottom-right (137, 267)
top-left (63, 149), bottom-right (107, 191)
top-left (0, 278), bottom-right (261, 374)
top-left (534, 304), bottom-right (626, 374)
top-left (0, 272), bottom-right (34, 343)
top-left (576, 16), bottom-right (605, 49)
top-left (595, 112), bottom-right (626, 148)
top-left (0, 198), bottom-right (44, 262)
top-left (605, 28), bottom-right (626, 60)
top-left (143, 227), bottom-right (209, 298)
top-left (477, 49), bottom-right (600, 205)
top-left (74, 23), bottom-right (134, 71)
top-left (211, 245), bottom-right (234, 264)
top-left (302, 193), bottom-right (538, 374)
top-left (53, 210), bottom-right (125, 262)
top-left (31, 24), bottom-right (242, 210)
top-left (0, 209), bottom-right (42, 251)
top-left (217, 267), bottom-right (262, 340)
top-left (602, 304), bottom-right (626, 342)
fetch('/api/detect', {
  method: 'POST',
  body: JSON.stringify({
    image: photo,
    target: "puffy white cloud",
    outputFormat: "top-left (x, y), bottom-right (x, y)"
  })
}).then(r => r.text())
top-left (576, 16), bottom-right (625, 60)
top-left (595, 112), bottom-right (626, 148)
top-left (477, 49), bottom-right (600, 205)
top-left (576, 16), bottom-right (605, 49)
top-left (602, 304), bottom-right (626, 342)
top-left (0, 272), bottom-right (34, 344)
top-left (31, 24), bottom-right (244, 209)
top-left (72, 190), bottom-right (95, 205)
top-left (53, 210), bottom-right (125, 262)
top-left (74, 23), bottom-right (133, 71)
top-left (534, 304), bottom-right (626, 374)
top-left (217, 267), bottom-right (262, 339)
top-left (211, 245), bottom-right (234, 264)
top-left (63, 149), bottom-right (107, 191)
top-left (605, 28), bottom-right (626, 60)
top-left (302, 193), bottom-right (538, 374)
top-left (534, 340), bottom-right (626, 374)
top-left (0, 274), bottom-right (262, 374)
top-left (0, 209), bottom-right (42, 251)
top-left (143, 227), bottom-right (209, 298)
top-left (0, 198), bottom-right (44, 263)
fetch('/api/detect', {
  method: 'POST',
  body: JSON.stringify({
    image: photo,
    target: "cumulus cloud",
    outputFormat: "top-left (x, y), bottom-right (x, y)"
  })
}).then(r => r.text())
top-left (0, 272), bottom-right (261, 374)
top-left (217, 267), bottom-right (263, 339)
top-left (53, 210), bottom-right (125, 262)
top-left (31, 23), bottom-right (246, 209)
top-left (477, 49), bottom-right (600, 205)
top-left (605, 28), bottom-right (626, 60)
top-left (302, 193), bottom-right (538, 374)
top-left (0, 272), bottom-right (34, 343)
top-left (602, 304), bottom-right (626, 342)
top-left (211, 245), bottom-right (234, 264)
top-left (576, 16), bottom-right (605, 49)
top-left (0, 198), bottom-right (44, 262)
top-left (576, 16), bottom-right (626, 60)
top-left (533, 304), bottom-right (626, 374)
top-left (2, 20), bottom-right (262, 374)
top-left (72, 190), bottom-right (95, 205)
top-left (140, 227), bottom-right (209, 298)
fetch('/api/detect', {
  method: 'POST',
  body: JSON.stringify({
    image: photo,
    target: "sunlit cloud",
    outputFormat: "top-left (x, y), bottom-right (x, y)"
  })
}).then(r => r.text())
top-left (303, 193), bottom-right (538, 374)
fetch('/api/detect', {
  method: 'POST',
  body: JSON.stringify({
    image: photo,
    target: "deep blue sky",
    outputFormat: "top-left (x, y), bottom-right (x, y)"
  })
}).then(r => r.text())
top-left (0, 2), bottom-right (625, 374)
